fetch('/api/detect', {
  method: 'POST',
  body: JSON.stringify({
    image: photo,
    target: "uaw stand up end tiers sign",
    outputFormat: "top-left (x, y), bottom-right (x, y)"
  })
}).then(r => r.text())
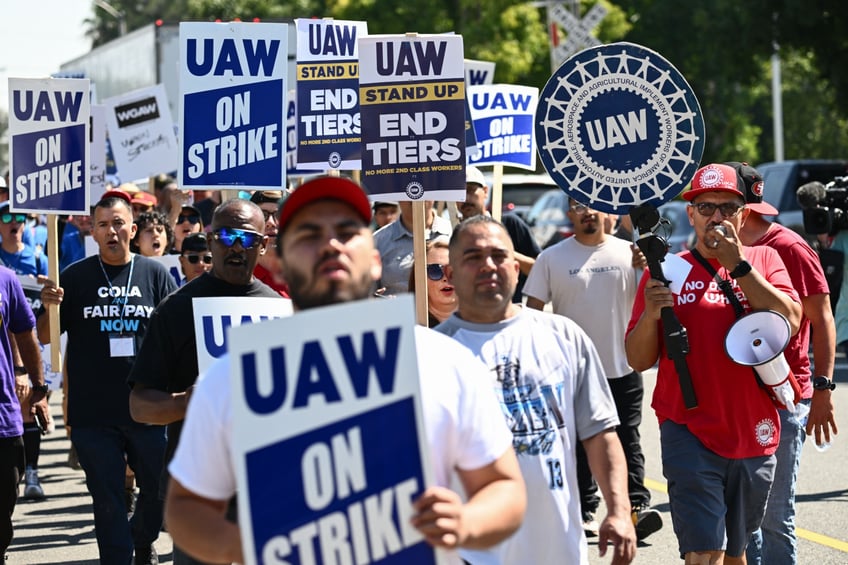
top-left (535, 42), bottom-right (705, 213)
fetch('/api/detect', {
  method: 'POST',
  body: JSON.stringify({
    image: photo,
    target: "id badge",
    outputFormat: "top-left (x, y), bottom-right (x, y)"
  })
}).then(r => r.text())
top-left (109, 334), bottom-right (135, 357)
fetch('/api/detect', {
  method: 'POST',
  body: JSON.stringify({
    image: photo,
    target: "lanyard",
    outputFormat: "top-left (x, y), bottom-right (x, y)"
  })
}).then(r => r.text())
top-left (98, 254), bottom-right (135, 335)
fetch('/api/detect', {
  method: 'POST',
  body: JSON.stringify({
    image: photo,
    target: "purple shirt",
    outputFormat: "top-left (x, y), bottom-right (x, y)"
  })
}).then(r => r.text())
top-left (0, 266), bottom-right (37, 438)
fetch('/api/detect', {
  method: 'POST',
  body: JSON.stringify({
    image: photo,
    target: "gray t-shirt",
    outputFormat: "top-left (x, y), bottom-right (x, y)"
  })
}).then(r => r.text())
top-left (436, 307), bottom-right (618, 565)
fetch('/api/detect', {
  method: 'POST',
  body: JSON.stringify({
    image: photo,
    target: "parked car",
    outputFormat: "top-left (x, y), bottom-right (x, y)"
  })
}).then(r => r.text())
top-left (754, 159), bottom-right (848, 243)
top-left (523, 189), bottom-right (574, 248)
top-left (483, 172), bottom-right (559, 219)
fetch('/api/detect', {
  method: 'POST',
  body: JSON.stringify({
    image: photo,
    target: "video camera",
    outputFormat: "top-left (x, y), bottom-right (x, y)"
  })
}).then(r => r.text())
top-left (798, 176), bottom-right (848, 234)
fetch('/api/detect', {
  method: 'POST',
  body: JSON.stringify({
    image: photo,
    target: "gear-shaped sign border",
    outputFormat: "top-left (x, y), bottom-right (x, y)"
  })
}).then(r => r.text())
top-left (535, 42), bottom-right (705, 214)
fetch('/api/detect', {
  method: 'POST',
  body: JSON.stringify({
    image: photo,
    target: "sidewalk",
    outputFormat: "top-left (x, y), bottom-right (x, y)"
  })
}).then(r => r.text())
top-left (6, 392), bottom-right (173, 564)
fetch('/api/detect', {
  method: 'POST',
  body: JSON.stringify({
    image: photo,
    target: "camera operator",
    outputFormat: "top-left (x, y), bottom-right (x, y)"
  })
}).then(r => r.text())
top-left (733, 162), bottom-right (837, 565)
top-left (625, 163), bottom-right (802, 565)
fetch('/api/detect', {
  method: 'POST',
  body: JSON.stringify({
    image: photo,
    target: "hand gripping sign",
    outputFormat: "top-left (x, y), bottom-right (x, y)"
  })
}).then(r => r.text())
top-left (535, 42), bottom-right (705, 213)
top-left (230, 296), bottom-right (442, 565)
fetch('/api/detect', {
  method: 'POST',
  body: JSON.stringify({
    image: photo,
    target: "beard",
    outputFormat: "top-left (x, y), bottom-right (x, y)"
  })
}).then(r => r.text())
top-left (285, 268), bottom-right (376, 311)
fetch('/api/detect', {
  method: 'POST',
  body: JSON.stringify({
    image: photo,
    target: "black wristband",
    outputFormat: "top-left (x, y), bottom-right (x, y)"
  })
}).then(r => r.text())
top-left (14, 366), bottom-right (27, 376)
top-left (729, 260), bottom-right (752, 279)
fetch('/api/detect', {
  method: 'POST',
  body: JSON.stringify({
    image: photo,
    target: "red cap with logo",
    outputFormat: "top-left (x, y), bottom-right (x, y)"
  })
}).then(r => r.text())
top-left (683, 164), bottom-right (746, 201)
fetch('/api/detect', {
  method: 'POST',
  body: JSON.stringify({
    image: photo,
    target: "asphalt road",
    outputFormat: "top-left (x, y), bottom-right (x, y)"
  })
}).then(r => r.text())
top-left (6, 361), bottom-right (848, 564)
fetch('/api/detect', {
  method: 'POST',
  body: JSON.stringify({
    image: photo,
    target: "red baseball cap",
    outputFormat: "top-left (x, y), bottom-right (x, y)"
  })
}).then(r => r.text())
top-left (683, 164), bottom-right (746, 201)
top-left (131, 191), bottom-right (158, 207)
top-left (278, 176), bottom-right (372, 231)
top-left (100, 189), bottom-right (132, 205)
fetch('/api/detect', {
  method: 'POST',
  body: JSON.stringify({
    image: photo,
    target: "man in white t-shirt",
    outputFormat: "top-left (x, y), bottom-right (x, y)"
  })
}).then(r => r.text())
top-left (524, 197), bottom-right (662, 541)
top-left (437, 215), bottom-right (636, 565)
top-left (165, 177), bottom-right (527, 564)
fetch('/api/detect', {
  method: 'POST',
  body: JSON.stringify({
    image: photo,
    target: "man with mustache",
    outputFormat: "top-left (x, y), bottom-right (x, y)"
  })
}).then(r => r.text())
top-left (626, 163), bottom-right (802, 565)
top-left (437, 215), bottom-right (636, 565)
top-left (524, 198), bottom-right (661, 541)
top-left (461, 166), bottom-right (540, 302)
top-left (128, 198), bottom-right (281, 565)
top-left (37, 190), bottom-right (179, 565)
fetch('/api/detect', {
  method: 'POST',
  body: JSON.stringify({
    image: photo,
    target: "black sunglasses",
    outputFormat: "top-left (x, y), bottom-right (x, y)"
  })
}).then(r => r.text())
top-left (184, 253), bottom-right (213, 265)
top-left (426, 263), bottom-right (446, 281)
top-left (690, 202), bottom-right (745, 217)
top-left (212, 227), bottom-right (263, 248)
top-left (0, 213), bottom-right (27, 224)
top-left (178, 214), bottom-right (202, 225)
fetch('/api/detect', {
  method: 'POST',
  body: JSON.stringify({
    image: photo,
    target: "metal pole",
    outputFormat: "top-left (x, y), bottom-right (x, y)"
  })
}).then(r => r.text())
top-left (771, 48), bottom-right (784, 163)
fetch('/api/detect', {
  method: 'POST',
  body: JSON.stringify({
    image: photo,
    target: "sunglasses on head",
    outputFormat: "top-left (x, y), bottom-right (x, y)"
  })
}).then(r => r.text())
top-left (690, 202), bottom-right (745, 217)
top-left (212, 227), bottom-right (263, 248)
top-left (178, 214), bottom-right (201, 225)
top-left (0, 213), bottom-right (27, 224)
top-left (426, 263), bottom-right (446, 281)
top-left (184, 253), bottom-right (213, 265)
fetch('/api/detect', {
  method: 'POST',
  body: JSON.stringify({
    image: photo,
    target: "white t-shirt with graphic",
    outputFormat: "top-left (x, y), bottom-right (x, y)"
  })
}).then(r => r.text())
top-left (437, 307), bottom-right (619, 565)
top-left (169, 325), bottom-right (513, 565)
top-left (524, 236), bottom-right (638, 379)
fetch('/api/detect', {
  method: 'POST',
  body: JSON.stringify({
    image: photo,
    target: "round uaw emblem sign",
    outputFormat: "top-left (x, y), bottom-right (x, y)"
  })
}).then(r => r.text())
top-left (535, 42), bottom-right (705, 213)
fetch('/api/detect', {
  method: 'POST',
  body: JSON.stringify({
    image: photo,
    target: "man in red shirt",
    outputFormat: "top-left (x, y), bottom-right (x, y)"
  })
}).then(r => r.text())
top-left (733, 161), bottom-right (838, 565)
top-left (625, 163), bottom-right (802, 565)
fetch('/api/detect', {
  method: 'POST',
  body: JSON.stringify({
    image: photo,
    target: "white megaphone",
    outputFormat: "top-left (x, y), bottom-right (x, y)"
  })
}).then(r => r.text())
top-left (724, 310), bottom-right (801, 412)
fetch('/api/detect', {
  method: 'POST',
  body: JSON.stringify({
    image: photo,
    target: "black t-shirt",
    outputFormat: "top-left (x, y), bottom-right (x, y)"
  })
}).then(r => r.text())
top-left (501, 212), bottom-right (541, 302)
top-left (46, 254), bottom-right (178, 427)
top-left (127, 272), bottom-right (281, 460)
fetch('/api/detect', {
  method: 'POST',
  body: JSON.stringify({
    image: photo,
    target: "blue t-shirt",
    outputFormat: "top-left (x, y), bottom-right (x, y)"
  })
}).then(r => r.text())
top-left (0, 246), bottom-right (47, 277)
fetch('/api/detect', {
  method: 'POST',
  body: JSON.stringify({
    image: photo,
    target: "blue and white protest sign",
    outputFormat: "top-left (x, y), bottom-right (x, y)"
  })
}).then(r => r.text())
top-left (230, 296), bottom-right (442, 565)
top-left (103, 84), bottom-right (178, 183)
top-left (535, 42), bottom-right (705, 213)
top-left (90, 105), bottom-right (108, 201)
top-left (359, 35), bottom-right (466, 202)
top-left (462, 59), bottom-right (495, 160)
top-left (8, 77), bottom-right (90, 214)
top-left (192, 297), bottom-right (293, 373)
top-left (464, 59), bottom-right (495, 87)
top-left (468, 84), bottom-right (537, 169)
top-left (295, 19), bottom-right (367, 171)
top-left (179, 22), bottom-right (288, 190)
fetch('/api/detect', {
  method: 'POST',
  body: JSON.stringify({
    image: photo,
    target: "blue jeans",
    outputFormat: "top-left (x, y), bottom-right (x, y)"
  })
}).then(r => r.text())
top-left (72, 424), bottom-right (167, 565)
top-left (747, 399), bottom-right (809, 565)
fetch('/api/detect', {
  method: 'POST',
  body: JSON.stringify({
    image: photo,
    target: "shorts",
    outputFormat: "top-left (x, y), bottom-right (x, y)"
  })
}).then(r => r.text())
top-left (660, 420), bottom-right (775, 558)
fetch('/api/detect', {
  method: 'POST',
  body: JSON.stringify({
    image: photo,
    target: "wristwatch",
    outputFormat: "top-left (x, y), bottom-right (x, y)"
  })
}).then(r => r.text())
top-left (813, 376), bottom-right (836, 391)
top-left (31, 383), bottom-right (49, 395)
top-left (729, 260), bottom-right (752, 279)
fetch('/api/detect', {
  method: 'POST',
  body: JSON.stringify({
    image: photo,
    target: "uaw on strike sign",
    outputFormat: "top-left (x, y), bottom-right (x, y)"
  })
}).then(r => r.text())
top-left (230, 297), bottom-right (443, 565)
top-left (179, 22), bottom-right (288, 190)
top-left (535, 42), bottom-right (705, 213)
top-left (359, 35), bottom-right (466, 202)
top-left (8, 78), bottom-right (90, 214)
